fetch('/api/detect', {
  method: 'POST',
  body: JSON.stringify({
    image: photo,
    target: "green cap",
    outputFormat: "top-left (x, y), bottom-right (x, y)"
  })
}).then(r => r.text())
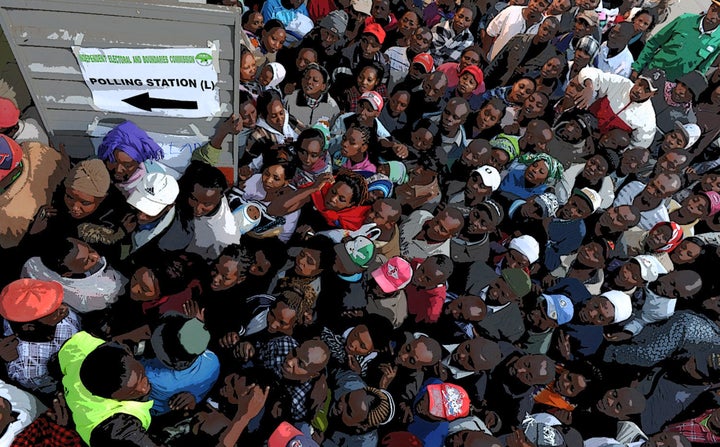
top-left (501, 268), bottom-right (532, 299)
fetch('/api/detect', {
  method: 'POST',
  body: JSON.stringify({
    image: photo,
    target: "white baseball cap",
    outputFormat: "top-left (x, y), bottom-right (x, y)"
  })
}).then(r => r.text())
top-left (127, 172), bottom-right (179, 217)
top-left (474, 165), bottom-right (501, 192)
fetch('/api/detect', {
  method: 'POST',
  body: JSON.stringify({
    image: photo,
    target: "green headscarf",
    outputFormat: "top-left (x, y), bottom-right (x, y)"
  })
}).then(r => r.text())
top-left (517, 153), bottom-right (564, 183)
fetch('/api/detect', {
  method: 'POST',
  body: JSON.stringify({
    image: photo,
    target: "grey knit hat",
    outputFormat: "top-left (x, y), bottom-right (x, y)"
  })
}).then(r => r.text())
top-left (319, 10), bottom-right (348, 36)
top-left (677, 70), bottom-right (708, 100)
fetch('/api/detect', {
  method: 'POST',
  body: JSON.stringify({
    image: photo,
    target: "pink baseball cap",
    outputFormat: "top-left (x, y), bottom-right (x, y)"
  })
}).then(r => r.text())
top-left (359, 91), bottom-right (384, 112)
top-left (702, 190), bottom-right (720, 216)
top-left (371, 257), bottom-right (412, 293)
top-left (427, 383), bottom-right (470, 421)
top-left (412, 53), bottom-right (434, 73)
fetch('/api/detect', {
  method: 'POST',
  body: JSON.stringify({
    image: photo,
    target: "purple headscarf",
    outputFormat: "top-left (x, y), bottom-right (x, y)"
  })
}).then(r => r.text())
top-left (97, 121), bottom-right (164, 163)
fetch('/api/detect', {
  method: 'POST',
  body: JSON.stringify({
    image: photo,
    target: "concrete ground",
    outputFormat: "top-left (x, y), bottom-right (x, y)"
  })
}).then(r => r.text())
top-left (656, 0), bottom-right (708, 34)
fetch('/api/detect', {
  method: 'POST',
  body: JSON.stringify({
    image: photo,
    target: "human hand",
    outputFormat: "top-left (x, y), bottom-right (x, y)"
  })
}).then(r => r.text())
top-left (121, 213), bottom-right (138, 234)
top-left (233, 341), bottom-right (255, 361)
top-left (0, 335), bottom-right (19, 362)
top-left (182, 300), bottom-right (205, 322)
top-left (391, 143), bottom-right (409, 159)
top-left (572, 80), bottom-right (594, 109)
top-left (169, 392), bottom-right (197, 411)
top-left (47, 392), bottom-right (70, 427)
top-left (604, 330), bottom-right (633, 342)
top-left (236, 384), bottom-right (270, 419)
top-left (29, 206), bottom-right (57, 235)
top-left (399, 402), bottom-right (413, 424)
top-left (238, 165), bottom-right (254, 181)
top-left (378, 363), bottom-right (397, 389)
top-left (313, 172), bottom-right (334, 190)
top-left (556, 329), bottom-right (572, 360)
top-left (219, 332), bottom-right (241, 349)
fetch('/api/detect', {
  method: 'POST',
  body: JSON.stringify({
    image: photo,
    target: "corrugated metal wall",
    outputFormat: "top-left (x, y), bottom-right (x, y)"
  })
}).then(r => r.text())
top-left (0, 0), bottom-right (241, 175)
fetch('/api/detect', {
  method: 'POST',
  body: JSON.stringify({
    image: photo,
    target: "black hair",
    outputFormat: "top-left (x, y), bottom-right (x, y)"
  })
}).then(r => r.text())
top-left (482, 97), bottom-right (508, 117)
top-left (241, 9), bottom-right (260, 26)
top-left (262, 146), bottom-right (299, 180)
top-left (428, 254), bottom-right (454, 278)
top-left (177, 161), bottom-right (228, 225)
top-left (263, 19), bottom-right (285, 33)
top-left (457, 3), bottom-right (478, 19)
top-left (152, 312), bottom-right (202, 367)
top-left (461, 45), bottom-right (482, 58)
top-left (218, 243), bottom-right (253, 276)
top-left (80, 342), bottom-right (136, 399)
top-left (346, 125), bottom-right (372, 147)
top-left (39, 237), bottom-right (75, 274)
top-left (239, 89), bottom-right (255, 107)
top-left (298, 234), bottom-right (336, 271)
top-left (296, 127), bottom-right (327, 151)
top-left (356, 313), bottom-right (394, 354)
top-left (141, 251), bottom-right (195, 297)
top-left (335, 170), bottom-right (369, 206)
top-left (632, 9), bottom-right (658, 34)
top-left (412, 118), bottom-right (434, 133)
top-left (241, 235), bottom-right (287, 274)
top-left (357, 61), bottom-right (385, 86)
top-left (256, 90), bottom-right (284, 119)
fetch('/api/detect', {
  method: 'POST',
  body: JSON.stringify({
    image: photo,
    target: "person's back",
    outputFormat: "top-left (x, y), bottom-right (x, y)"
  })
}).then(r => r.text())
top-left (59, 331), bottom-right (156, 446)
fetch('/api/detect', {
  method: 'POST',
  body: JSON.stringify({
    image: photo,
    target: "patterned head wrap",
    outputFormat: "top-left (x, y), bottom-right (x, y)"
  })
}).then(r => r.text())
top-left (518, 153), bottom-right (564, 183)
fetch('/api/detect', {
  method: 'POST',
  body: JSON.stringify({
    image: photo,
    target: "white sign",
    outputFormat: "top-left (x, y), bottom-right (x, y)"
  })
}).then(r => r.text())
top-left (72, 45), bottom-right (221, 118)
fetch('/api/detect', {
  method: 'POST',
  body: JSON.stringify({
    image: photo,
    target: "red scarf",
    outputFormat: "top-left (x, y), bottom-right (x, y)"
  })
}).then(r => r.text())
top-left (311, 183), bottom-right (370, 231)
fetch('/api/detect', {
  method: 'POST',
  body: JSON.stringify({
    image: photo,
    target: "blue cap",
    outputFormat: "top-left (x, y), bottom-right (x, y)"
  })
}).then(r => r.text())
top-left (543, 293), bottom-right (574, 325)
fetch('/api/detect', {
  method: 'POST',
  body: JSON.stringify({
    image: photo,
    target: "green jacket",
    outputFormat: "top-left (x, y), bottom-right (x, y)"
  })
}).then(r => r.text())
top-left (59, 331), bottom-right (153, 445)
top-left (632, 13), bottom-right (720, 81)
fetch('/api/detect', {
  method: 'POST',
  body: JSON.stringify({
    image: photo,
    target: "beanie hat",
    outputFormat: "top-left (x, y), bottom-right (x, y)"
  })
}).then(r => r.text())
top-left (632, 255), bottom-right (667, 282)
top-left (534, 192), bottom-right (559, 218)
top-left (64, 159), bottom-right (111, 198)
top-left (676, 70), bottom-right (708, 101)
top-left (508, 235), bottom-right (540, 264)
top-left (320, 10), bottom-right (348, 36)
top-left (477, 199), bottom-right (504, 226)
top-left (0, 279), bottom-right (63, 323)
top-left (501, 268), bottom-right (532, 299)
top-left (601, 290), bottom-right (632, 323)
top-left (702, 190), bottom-right (720, 217)
top-left (368, 175), bottom-right (393, 198)
top-left (386, 161), bottom-right (408, 184)
top-left (575, 35), bottom-right (600, 60)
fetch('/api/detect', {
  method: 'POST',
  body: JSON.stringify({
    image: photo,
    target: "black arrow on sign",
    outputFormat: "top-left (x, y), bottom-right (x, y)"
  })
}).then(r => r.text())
top-left (122, 92), bottom-right (198, 111)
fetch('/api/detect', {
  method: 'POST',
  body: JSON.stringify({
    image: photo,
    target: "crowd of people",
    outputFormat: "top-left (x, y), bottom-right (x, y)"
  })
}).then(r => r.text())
top-left (1, 0), bottom-right (720, 445)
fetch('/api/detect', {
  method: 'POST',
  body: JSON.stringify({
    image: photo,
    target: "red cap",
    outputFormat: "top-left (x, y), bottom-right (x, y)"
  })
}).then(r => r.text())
top-left (427, 383), bottom-right (470, 421)
top-left (460, 65), bottom-right (484, 86)
top-left (268, 422), bottom-right (319, 447)
top-left (364, 23), bottom-right (386, 45)
top-left (359, 91), bottom-right (384, 112)
top-left (0, 98), bottom-right (19, 128)
top-left (381, 432), bottom-right (424, 447)
top-left (0, 279), bottom-right (64, 323)
top-left (412, 53), bottom-right (434, 73)
top-left (0, 134), bottom-right (23, 185)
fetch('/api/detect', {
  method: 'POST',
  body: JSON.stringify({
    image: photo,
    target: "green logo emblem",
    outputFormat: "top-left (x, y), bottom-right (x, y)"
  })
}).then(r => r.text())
top-left (195, 53), bottom-right (213, 66)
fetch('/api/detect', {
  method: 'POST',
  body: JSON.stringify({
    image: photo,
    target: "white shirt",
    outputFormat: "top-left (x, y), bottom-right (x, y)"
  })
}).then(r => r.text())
top-left (0, 380), bottom-right (46, 447)
top-left (596, 43), bottom-right (634, 79)
top-left (486, 6), bottom-right (528, 62)
top-left (578, 67), bottom-right (657, 149)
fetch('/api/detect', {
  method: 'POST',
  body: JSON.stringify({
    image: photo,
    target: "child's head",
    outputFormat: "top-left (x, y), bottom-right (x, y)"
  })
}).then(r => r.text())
top-left (242, 10), bottom-right (264, 34)
top-left (410, 119), bottom-right (435, 152)
top-left (259, 65), bottom-right (274, 87)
